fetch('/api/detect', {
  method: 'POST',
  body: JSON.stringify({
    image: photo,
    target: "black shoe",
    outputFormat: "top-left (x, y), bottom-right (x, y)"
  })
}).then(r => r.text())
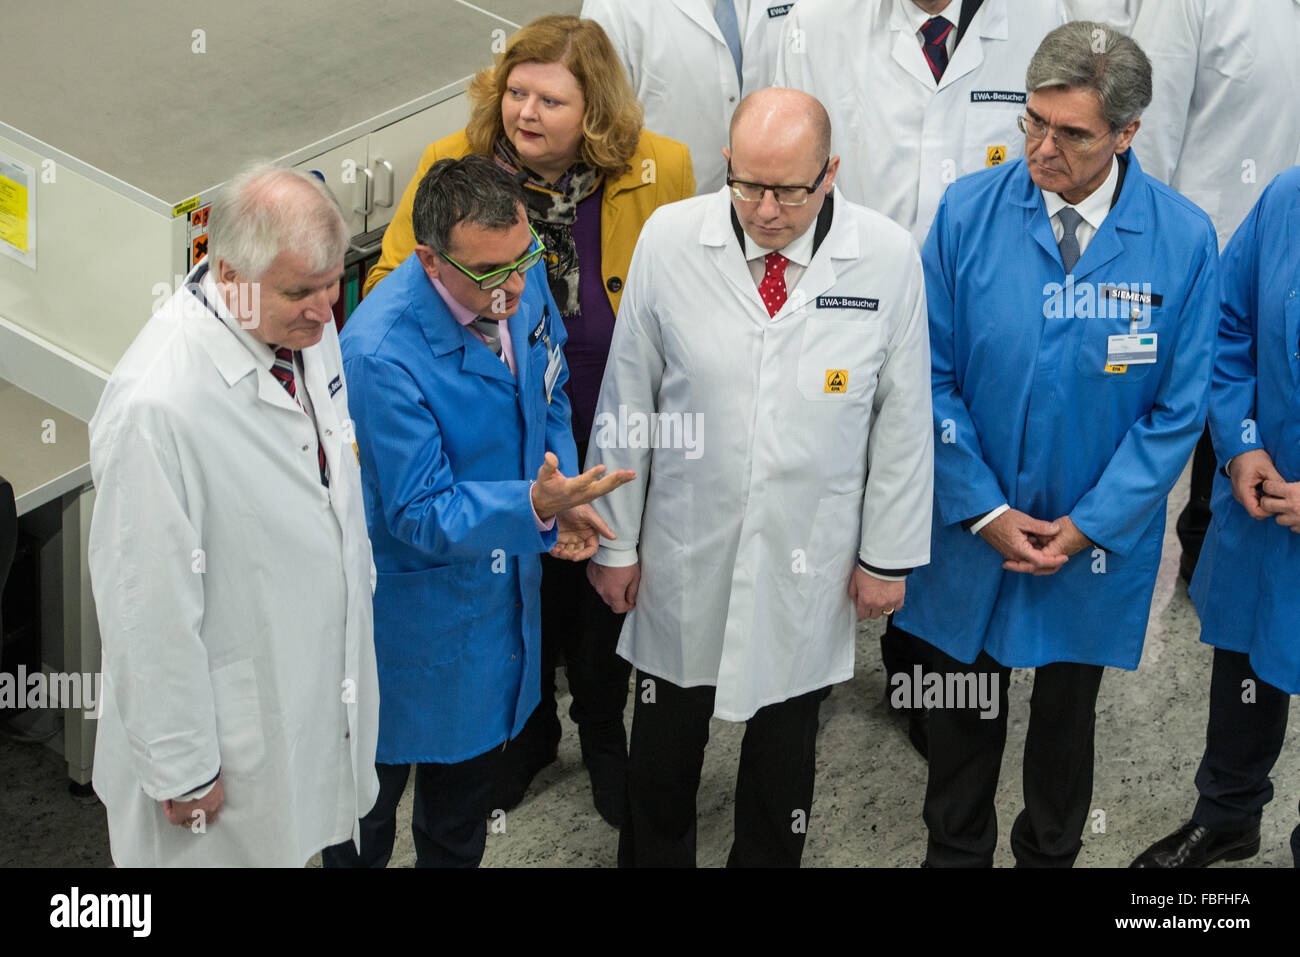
top-left (579, 726), bottom-right (628, 827)
top-left (1131, 820), bottom-right (1260, 868)
top-left (497, 743), bottom-right (559, 812)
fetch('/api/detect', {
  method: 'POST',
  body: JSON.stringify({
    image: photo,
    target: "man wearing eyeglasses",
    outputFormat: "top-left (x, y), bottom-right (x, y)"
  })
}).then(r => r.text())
top-left (587, 87), bottom-right (934, 866)
top-left (892, 22), bottom-right (1219, 867)
top-left (326, 154), bottom-right (634, 867)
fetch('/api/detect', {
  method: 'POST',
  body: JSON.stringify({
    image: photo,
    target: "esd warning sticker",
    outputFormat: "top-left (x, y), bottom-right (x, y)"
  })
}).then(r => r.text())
top-left (825, 370), bottom-right (848, 393)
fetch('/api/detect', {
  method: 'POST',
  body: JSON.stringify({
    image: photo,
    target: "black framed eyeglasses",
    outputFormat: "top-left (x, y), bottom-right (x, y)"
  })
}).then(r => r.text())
top-left (727, 158), bottom-right (830, 206)
top-left (438, 224), bottom-right (547, 290)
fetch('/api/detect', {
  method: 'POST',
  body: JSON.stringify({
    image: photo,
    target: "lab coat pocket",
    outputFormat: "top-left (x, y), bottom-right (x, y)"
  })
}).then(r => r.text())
top-left (374, 564), bottom-right (471, 668)
top-left (796, 317), bottom-right (882, 401)
top-left (1073, 312), bottom-right (1160, 382)
top-left (210, 658), bottom-right (267, 778)
top-left (962, 105), bottom-right (1022, 174)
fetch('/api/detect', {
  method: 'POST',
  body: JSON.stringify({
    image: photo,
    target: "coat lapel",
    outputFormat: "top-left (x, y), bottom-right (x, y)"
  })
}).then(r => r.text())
top-left (939, 0), bottom-right (1005, 90)
top-left (700, 189), bottom-right (769, 326)
top-left (888, 0), bottom-right (938, 90)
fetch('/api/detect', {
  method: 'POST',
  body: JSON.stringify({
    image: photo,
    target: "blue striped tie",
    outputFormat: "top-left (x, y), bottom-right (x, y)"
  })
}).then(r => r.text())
top-left (714, 0), bottom-right (744, 91)
top-left (921, 16), bottom-right (953, 83)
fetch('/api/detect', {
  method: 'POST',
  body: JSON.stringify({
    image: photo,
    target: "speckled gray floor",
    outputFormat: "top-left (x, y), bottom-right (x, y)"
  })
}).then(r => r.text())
top-left (3, 464), bottom-right (1297, 867)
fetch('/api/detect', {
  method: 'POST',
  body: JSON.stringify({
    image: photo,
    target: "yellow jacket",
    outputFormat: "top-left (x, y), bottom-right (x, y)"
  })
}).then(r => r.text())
top-left (361, 128), bottom-right (696, 314)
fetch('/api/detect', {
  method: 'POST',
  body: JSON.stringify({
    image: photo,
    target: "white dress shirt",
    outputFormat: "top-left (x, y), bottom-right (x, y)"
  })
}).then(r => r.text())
top-left (743, 216), bottom-right (817, 297)
top-left (1041, 154), bottom-right (1119, 258)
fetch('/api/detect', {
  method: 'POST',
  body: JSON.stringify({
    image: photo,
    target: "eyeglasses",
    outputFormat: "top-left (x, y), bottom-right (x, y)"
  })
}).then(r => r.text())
top-left (727, 158), bottom-right (830, 206)
top-left (1017, 113), bottom-right (1114, 153)
top-left (438, 224), bottom-right (547, 290)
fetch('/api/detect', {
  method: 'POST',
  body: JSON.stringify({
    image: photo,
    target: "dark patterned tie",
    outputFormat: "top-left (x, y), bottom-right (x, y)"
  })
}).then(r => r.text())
top-left (1057, 207), bottom-right (1083, 274)
top-left (921, 16), bottom-right (953, 83)
top-left (271, 347), bottom-right (329, 487)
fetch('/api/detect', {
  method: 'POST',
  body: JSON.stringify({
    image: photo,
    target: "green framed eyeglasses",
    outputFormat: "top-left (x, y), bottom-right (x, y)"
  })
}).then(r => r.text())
top-left (438, 224), bottom-right (547, 290)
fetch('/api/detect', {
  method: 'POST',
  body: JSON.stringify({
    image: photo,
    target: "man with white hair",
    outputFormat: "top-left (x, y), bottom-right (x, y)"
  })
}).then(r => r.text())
top-left (88, 164), bottom-right (381, 866)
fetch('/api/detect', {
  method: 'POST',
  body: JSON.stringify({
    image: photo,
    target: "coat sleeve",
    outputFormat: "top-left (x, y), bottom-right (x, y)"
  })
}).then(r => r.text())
top-left (344, 354), bottom-right (558, 561)
top-left (1207, 183), bottom-right (1266, 467)
top-left (586, 220), bottom-right (665, 567)
top-left (1070, 223), bottom-right (1220, 555)
top-left (87, 415), bottom-right (220, 801)
top-left (1130, 0), bottom-right (1204, 185)
top-left (859, 244), bottom-right (935, 571)
top-left (923, 194), bottom-right (1013, 526)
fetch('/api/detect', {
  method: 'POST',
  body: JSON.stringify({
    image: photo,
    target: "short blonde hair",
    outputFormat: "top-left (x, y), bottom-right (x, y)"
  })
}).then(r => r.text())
top-left (466, 15), bottom-right (644, 180)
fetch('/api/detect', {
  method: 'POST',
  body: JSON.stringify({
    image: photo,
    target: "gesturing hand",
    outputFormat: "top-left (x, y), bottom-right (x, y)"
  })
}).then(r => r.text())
top-left (531, 452), bottom-right (636, 521)
top-left (550, 504), bottom-right (616, 561)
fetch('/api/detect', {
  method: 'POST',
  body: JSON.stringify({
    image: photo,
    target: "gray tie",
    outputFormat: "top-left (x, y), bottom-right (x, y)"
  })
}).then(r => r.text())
top-left (470, 317), bottom-right (504, 358)
top-left (1057, 206), bottom-right (1083, 273)
top-left (714, 0), bottom-right (744, 91)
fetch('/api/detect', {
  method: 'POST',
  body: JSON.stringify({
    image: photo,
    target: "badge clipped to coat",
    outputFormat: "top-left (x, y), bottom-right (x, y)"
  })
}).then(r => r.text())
top-left (543, 333), bottom-right (563, 403)
top-left (1104, 333), bottom-right (1157, 374)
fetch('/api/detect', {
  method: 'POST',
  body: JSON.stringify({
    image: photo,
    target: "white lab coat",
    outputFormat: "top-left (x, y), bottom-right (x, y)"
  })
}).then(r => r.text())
top-left (88, 266), bottom-right (380, 867)
top-left (587, 187), bottom-right (934, 721)
top-left (1132, 0), bottom-right (1300, 248)
top-left (775, 0), bottom-right (1067, 242)
top-left (581, 0), bottom-right (793, 193)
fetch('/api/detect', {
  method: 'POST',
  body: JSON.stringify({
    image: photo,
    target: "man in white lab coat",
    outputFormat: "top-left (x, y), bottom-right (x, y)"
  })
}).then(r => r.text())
top-left (587, 88), bottom-right (934, 866)
top-left (1130, 0), bottom-right (1300, 580)
top-left (88, 165), bottom-right (380, 867)
top-left (580, 0), bottom-right (793, 194)
top-left (775, 0), bottom-right (1067, 244)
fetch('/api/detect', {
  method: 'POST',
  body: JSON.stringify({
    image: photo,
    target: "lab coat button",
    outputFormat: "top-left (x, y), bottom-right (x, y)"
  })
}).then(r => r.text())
top-left (344, 730), bottom-right (350, 739)
top-left (325, 428), bottom-right (333, 436)
top-left (301, 444), bottom-right (310, 452)
top-left (606, 276), bottom-right (623, 293)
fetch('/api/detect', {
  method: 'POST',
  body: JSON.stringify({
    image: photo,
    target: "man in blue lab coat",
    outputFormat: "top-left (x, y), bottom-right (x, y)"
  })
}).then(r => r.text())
top-left (894, 22), bottom-right (1219, 867)
top-left (1133, 166), bottom-right (1300, 869)
top-left (323, 155), bottom-right (632, 867)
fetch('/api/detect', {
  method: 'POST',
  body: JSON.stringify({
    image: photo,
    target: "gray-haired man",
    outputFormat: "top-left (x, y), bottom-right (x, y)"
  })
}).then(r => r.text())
top-left (894, 22), bottom-right (1219, 866)
top-left (89, 165), bottom-right (381, 866)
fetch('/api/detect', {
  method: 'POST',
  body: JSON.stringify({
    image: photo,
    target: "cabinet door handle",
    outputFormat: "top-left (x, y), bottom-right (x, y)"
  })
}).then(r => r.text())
top-left (353, 165), bottom-right (374, 215)
top-left (372, 157), bottom-right (395, 208)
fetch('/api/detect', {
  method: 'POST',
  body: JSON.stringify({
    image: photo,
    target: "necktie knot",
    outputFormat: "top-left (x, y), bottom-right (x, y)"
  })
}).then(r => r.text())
top-left (921, 16), bottom-right (952, 82)
top-left (471, 317), bottom-right (504, 357)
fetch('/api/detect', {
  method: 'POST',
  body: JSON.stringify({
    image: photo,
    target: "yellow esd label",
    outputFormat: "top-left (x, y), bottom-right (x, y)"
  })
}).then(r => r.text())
top-left (986, 145), bottom-right (1007, 167)
top-left (1104, 364), bottom-right (1128, 374)
top-left (353, 440), bottom-right (361, 464)
top-left (825, 370), bottom-right (848, 393)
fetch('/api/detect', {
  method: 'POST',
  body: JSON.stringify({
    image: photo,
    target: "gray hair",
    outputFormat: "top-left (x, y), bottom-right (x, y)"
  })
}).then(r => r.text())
top-left (1025, 21), bottom-right (1152, 130)
top-left (207, 163), bottom-right (349, 279)
top-left (411, 155), bottom-right (525, 253)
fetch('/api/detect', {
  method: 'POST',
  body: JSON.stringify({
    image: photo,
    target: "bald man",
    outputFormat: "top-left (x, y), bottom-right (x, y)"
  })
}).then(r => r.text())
top-left (587, 88), bottom-right (934, 866)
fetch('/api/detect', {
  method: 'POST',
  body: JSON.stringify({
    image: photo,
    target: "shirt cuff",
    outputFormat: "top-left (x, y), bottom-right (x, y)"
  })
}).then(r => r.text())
top-left (529, 481), bottom-right (556, 532)
top-left (857, 557), bottom-right (911, 581)
top-left (968, 504), bottom-right (1010, 535)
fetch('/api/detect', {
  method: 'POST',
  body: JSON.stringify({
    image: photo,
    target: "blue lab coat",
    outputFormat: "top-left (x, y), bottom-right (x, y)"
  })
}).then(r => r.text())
top-left (1189, 166), bottom-right (1300, 694)
top-left (340, 254), bottom-right (579, 763)
top-left (896, 149), bottom-right (1219, 668)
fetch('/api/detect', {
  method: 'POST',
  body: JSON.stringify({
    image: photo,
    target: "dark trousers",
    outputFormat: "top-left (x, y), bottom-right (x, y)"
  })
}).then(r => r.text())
top-left (509, 546), bottom-right (631, 771)
top-left (881, 617), bottom-right (931, 700)
top-left (922, 644), bottom-right (1104, 867)
top-left (1193, 647), bottom-right (1297, 863)
top-left (321, 745), bottom-right (507, 868)
top-left (1176, 426), bottom-right (1216, 572)
top-left (617, 670), bottom-right (825, 868)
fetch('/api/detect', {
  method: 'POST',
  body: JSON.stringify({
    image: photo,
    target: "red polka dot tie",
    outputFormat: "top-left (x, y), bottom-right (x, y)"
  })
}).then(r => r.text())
top-left (759, 252), bottom-right (789, 318)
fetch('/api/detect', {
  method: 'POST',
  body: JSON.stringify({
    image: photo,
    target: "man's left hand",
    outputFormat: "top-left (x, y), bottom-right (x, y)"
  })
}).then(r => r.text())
top-left (1022, 515), bottom-right (1094, 571)
top-left (848, 568), bottom-right (905, 620)
top-left (1260, 478), bottom-right (1300, 532)
top-left (550, 504), bottom-right (616, 561)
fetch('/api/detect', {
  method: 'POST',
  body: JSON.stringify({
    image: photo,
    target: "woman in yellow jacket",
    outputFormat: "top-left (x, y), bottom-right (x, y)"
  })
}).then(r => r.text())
top-left (364, 14), bottom-right (694, 830)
